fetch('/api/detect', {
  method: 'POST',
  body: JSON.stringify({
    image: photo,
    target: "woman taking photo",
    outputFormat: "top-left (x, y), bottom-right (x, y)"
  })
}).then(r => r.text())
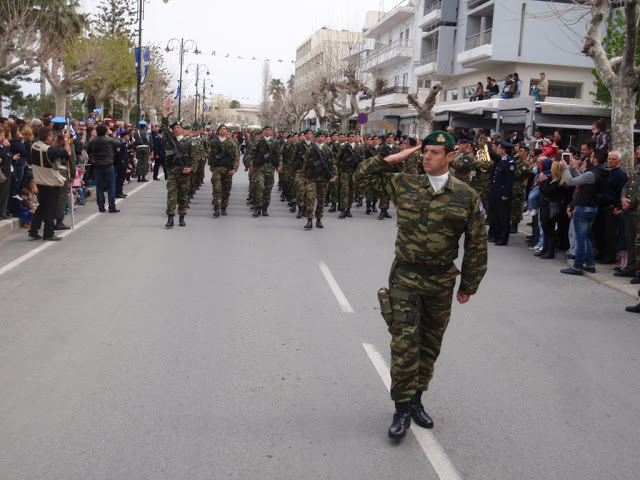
top-left (536, 160), bottom-right (572, 259)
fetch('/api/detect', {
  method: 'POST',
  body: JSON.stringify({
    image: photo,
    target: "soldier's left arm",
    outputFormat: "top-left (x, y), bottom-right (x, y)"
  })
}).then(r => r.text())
top-left (276, 141), bottom-right (284, 169)
top-left (231, 141), bottom-right (240, 171)
top-left (459, 192), bottom-right (488, 295)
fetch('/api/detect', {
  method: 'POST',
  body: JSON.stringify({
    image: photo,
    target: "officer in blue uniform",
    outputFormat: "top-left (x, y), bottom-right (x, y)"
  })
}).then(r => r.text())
top-left (488, 140), bottom-right (515, 245)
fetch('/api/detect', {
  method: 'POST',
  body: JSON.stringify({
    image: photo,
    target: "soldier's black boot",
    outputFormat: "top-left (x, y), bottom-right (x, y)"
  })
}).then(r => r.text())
top-left (366, 201), bottom-right (372, 214)
top-left (261, 207), bottom-right (268, 216)
top-left (213, 205), bottom-right (220, 218)
top-left (220, 206), bottom-right (227, 216)
top-left (179, 215), bottom-right (186, 227)
top-left (338, 209), bottom-right (347, 219)
top-left (356, 197), bottom-right (363, 207)
top-left (408, 392), bottom-right (434, 429)
top-left (316, 219), bottom-right (324, 228)
top-left (371, 203), bottom-right (378, 213)
top-left (252, 207), bottom-right (262, 217)
top-left (510, 221), bottom-right (518, 234)
top-left (378, 209), bottom-right (385, 220)
top-left (328, 203), bottom-right (337, 213)
top-left (304, 219), bottom-right (313, 230)
top-left (165, 215), bottom-right (174, 228)
top-left (345, 208), bottom-right (352, 218)
top-left (383, 209), bottom-right (392, 219)
top-left (388, 402), bottom-right (411, 440)
top-left (289, 203), bottom-right (297, 213)
top-left (296, 206), bottom-right (304, 219)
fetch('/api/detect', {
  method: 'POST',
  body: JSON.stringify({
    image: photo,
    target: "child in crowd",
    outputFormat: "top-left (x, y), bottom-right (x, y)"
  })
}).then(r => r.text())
top-left (27, 182), bottom-right (39, 212)
top-left (11, 188), bottom-right (34, 228)
top-left (73, 166), bottom-right (87, 205)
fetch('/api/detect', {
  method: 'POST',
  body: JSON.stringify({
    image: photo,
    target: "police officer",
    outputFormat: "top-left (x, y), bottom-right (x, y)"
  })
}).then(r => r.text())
top-left (353, 130), bottom-right (487, 440)
top-left (488, 140), bottom-right (516, 245)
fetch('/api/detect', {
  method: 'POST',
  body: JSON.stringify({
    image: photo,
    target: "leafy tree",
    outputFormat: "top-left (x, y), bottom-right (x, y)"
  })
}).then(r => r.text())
top-left (93, 0), bottom-right (136, 40)
top-left (230, 100), bottom-right (241, 109)
top-left (10, 93), bottom-right (56, 119)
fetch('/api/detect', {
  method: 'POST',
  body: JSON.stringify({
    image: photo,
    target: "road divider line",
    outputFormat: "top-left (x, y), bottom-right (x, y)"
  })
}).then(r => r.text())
top-left (0, 175), bottom-right (160, 279)
top-left (362, 343), bottom-right (462, 480)
top-left (319, 262), bottom-right (354, 313)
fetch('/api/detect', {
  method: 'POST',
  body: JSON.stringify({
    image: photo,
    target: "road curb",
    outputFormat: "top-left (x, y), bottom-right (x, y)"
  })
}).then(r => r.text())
top-left (0, 217), bottom-right (22, 239)
top-left (564, 259), bottom-right (638, 300)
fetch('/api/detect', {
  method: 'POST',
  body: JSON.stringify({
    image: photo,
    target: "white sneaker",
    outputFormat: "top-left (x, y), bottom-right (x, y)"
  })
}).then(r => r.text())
top-left (523, 209), bottom-right (538, 217)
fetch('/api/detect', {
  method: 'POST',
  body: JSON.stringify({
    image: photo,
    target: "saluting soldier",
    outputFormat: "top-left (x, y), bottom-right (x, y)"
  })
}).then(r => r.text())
top-left (353, 130), bottom-right (487, 440)
top-left (336, 131), bottom-right (364, 219)
top-left (248, 124), bottom-right (282, 217)
top-left (450, 139), bottom-right (474, 185)
top-left (161, 98), bottom-right (196, 228)
top-left (209, 124), bottom-right (240, 217)
top-left (302, 130), bottom-right (337, 229)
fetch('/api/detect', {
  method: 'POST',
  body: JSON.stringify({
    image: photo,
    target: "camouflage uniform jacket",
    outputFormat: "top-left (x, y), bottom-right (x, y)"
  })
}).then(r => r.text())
top-left (450, 151), bottom-right (475, 184)
top-left (513, 158), bottom-right (530, 188)
top-left (291, 140), bottom-right (312, 172)
top-left (622, 164), bottom-right (640, 214)
top-left (337, 142), bottom-right (364, 172)
top-left (209, 136), bottom-right (240, 170)
top-left (191, 137), bottom-right (206, 163)
top-left (161, 116), bottom-right (194, 170)
top-left (243, 139), bottom-right (255, 169)
top-left (303, 142), bottom-right (337, 180)
top-left (354, 154), bottom-right (488, 294)
top-left (249, 137), bottom-right (282, 170)
top-left (403, 151), bottom-right (424, 175)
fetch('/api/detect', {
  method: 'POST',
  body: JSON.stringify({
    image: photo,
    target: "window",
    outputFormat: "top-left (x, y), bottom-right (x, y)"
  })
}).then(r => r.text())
top-left (445, 88), bottom-right (458, 101)
top-left (389, 33), bottom-right (393, 44)
top-left (402, 73), bottom-right (409, 87)
top-left (394, 75), bottom-right (400, 86)
top-left (530, 79), bottom-right (582, 99)
top-left (462, 85), bottom-right (477, 98)
top-left (400, 31), bottom-right (404, 43)
top-left (418, 79), bottom-right (431, 89)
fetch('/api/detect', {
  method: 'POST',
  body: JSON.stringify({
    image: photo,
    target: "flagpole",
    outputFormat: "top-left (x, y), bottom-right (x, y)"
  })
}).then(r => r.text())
top-left (135, 0), bottom-right (144, 124)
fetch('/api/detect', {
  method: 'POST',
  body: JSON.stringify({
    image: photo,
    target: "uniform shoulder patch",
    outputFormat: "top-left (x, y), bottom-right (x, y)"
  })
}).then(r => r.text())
top-left (510, 165), bottom-right (515, 171)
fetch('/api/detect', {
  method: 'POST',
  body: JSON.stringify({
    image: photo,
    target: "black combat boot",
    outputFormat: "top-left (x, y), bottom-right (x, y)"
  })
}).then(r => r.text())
top-left (289, 203), bottom-right (297, 213)
top-left (296, 206), bottom-right (305, 219)
top-left (247, 197), bottom-right (253, 205)
top-left (304, 219), bottom-right (313, 230)
top-left (378, 209), bottom-right (385, 220)
top-left (179, 215), bottom-right (186, 227)
top-left (356, 197), bottom-right (363, 207)
top-left (371, 203), bottom-right (378, 213)
top-left (213, 205), bottom-right (220, 218)
top-left (220, 206), bottom-right (227, 216)
top-left (316, 219), bottom-right (323, 228)
top-left (261, 207), bottom-right (268, 216)
top-left (366, 201), bottom-right (372, 214)
top-left (338, 209), bottom-right (347, 219)
top-left (383, 209), bottom-right (392, 219)
top-left (165, 215), bottom-right (174, 228)
top-left (252, 208), bottom-right (262, 217)
top-left (141, 176), bottom-right (148, 182)
top-left (328, 203), bottom-right (337, 213)
top-left (388, 402), bottom-right (411, 440)
top-left (345, 208), bottom-right (352, 218)
top-left (408, 392), bottom-right (434, 429)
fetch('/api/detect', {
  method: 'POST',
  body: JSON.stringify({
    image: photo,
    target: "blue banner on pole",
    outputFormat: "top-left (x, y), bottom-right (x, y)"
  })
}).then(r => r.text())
top-left (174, 81), bottom-right (181, 100)
top-left (134, 46), bottom-right (151, 85)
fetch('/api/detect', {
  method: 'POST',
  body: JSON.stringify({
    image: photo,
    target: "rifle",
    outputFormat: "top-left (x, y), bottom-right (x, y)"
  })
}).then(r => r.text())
top-left (166, 133), bottom-right (186, 170)
top-left (261, 139), bottom-right (278, 169)
top-left (344, 144), bottom-right (360, 169)
top-left (311, 142), bottom-right (334, 180)
top-left (211, 137), bottom-right (232, 170)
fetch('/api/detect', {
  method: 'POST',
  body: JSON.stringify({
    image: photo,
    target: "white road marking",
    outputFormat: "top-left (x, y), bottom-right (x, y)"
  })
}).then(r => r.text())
top-left (362, 342), bottom-right (463, 480)
top-left (0, 175), bottom-right (161, 279)
top-left (318, 262), bottom-right (354, 313)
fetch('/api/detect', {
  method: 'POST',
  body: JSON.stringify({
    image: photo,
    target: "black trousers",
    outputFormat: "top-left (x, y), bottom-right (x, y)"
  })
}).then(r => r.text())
top-left (30, 185), bottom-right (58, 238)
top-left (593, 205), bottom-right (617, 262)
top-left (153, 157), bottom-right (167, 179)
top-left (489, 196), bottom-right (512, 243)
top-left (115, 167), bottom-right (127, 196)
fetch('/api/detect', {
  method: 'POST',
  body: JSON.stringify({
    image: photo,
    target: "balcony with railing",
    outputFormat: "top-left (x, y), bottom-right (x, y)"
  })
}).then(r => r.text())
top-left (457, 29), bottom-right (493, 67)
top-left (418, 1), bottom-right (442, 29)
top-left (365, 1), bottom-right (416, 39)
top-left (359, 85), bottom-right (410, 101)
top-left (415, 51), bottom-right (438, 76)
top-left (360, 39), bottom-right (414, 72)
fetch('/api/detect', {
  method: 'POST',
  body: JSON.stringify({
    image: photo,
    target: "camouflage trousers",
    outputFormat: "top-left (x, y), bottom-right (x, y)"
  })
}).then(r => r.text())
top-left (471, 179), bottom-right (491, 220)
top-left (339, 169), bottom-right (356, 209)
top-left (282, 170), bottom-right (293, 199)
top-left (294, 170), bottom-right (306, 205)
top-left (387, 260), bottom-right (457, 403)
top-left (328, 177), bottom-right (339, 204)
top-left (511, 188), bottom-right (526, 224)
top-left (166, 167), bottom-right (191, 216)
top-left (365, 185), bottom-right (379, 204)
top-left (379, 192), bottom-right (390, 210)
top-left (253, 165), bottom-right (275, 208)
top-left (136, 149), bottom-right (150, 177)
top-left (305, 177), bottom-right (330, 219)
top-left (211, 166), bottom-right (233, 207)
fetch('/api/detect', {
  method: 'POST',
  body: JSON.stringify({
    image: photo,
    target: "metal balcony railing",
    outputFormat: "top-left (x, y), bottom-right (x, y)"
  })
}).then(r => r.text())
top-left (421, 51), bottom-right (437, 65)
top-left (464, 29), bottom-right (492, 50)
top-left (359, 85), bottom-right (409, 101)
top-left (424, 1), bottom-right (442, 16)
top-left (361, 39), bottom-right (413, 69)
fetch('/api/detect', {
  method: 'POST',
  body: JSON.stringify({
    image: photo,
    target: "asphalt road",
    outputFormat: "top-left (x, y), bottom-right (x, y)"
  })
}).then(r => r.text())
top-left (1, 169), bottom-right (639, 480)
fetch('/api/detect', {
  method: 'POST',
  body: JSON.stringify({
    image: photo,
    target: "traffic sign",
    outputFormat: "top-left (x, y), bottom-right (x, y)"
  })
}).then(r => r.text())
top-left (357, 113), bottom-right (368, 124)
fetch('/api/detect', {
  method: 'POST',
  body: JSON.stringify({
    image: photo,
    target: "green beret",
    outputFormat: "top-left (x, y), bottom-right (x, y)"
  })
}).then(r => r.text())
top-left (347, 131), bottom-right (356, 136)
top-left (263, 124), bottom-right (272, 129)
top-left (314, 130), bottom-right (326, 138)
top-left (216, 124), bottom-right (227, 132)
top-left (371, 134), bottom-right (379, 139)
top-left (338, 132), bottom-right (345, 136)
top-left (383, 132), bottom-right (394, 139)
top-left (302, 128), bottom-right (311, 134)
top-left (183, 124), bottom-right (191, 130)
top-left (330, 131), bottom-right (338, 137)
top-left (255, 128), bottom-right (263, 135)
top-left (171, 121), bottom-right (182, 128)
top-left (422, 130), bottom-right (455, 150)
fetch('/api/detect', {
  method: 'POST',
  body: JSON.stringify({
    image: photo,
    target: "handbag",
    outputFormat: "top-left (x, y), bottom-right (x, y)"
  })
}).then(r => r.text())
top-left (549, 201), bottom-right (562, 219)
top-left (31, 141), bottom-right (65, 187)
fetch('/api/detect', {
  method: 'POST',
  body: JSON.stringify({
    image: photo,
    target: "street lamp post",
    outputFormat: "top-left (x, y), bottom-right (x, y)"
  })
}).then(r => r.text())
top-left (165, 38), bottom-right (199, 121)
top-left (185, 63), bottom-right (209, 124)
top-left (135, 0), bottom-right (151, 125)
top-left (201, 78), bottom-right (214, 125)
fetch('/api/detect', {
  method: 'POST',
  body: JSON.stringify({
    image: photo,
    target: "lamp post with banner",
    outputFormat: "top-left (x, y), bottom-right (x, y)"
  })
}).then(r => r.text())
top-left (185, 63), bottom-right (209, 124)
top-left (165, 38), bottom-right (200, 121)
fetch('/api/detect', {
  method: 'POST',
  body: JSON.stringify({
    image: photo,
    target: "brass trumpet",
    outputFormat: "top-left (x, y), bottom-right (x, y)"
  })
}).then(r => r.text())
top-left (475, 141), bottom-right (492, 164)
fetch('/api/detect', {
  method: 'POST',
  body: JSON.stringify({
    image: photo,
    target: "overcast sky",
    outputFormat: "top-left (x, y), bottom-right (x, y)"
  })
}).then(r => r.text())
top-left (80, 0), bottom-right (392, 105)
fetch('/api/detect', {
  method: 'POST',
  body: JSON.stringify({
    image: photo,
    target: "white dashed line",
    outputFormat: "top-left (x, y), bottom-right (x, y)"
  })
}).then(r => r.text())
top-left (318, 262), bottom-right (354, 313)
top-left (362, 342), bottom-right (463, 480)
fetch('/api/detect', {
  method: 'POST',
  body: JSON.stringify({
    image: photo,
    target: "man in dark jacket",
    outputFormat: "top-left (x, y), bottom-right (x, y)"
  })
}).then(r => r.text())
top-left (152, 125), bottom-right (167, 180)
top-left (86, 124), bottom-right (121, 213)
top-left (114, 130), bottom-right (132, 198)
top-left (488, 140), bottom-right (516, 245)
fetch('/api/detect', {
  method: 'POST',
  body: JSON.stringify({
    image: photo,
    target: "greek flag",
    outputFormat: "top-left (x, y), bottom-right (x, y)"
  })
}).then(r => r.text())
top-left (134, 46), bottom-right (151, 85)
top-left (174, 81), bottom-right (181, 100)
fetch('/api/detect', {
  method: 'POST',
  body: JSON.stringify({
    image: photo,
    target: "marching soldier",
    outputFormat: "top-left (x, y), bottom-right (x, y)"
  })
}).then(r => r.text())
top-left (365, 134), bottom-right (380, 214)
top-left (209, 124), bottom-right (240, 217)
top-left (248, 124), bottom-right (282, 217)
top-left (376, 133), bottom-right (400, 220)
top-left (291, 129), bottom-right (314, 218)
top-left (161, 98), bottom-right (195, 228)
top-left (303, 130), bottom-right (337, 229)
top-left (336, 131), bottom-right (364, 219)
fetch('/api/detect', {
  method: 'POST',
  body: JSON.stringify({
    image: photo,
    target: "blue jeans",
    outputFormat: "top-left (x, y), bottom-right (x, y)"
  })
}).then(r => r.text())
top-left (573, 206), bottom-right (598, 271)
top-left (527, 186), bottom-right (540, 211)
top-left (94, 165), bottom-right (116, 211)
